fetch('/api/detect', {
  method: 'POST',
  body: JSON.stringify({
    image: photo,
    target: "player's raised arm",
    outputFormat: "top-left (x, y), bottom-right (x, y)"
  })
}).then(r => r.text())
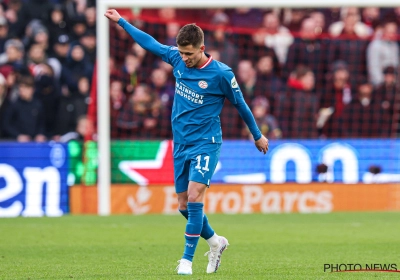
top-left (104, 9), bottom-right (166, 57)
top-left (221, 70), bottom-right (269, 154)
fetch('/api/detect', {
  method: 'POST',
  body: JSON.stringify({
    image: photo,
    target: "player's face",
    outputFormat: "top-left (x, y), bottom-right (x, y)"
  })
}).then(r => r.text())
top-left (177, 44), bottom-right (205, 68)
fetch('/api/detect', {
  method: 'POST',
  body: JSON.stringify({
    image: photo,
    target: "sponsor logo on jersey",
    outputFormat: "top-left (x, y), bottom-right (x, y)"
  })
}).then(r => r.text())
top-left (231, 77), bottom-right (238, 88)
top-left (176, 82), bottom-right (204, 104)
top-left (198, 80), bottom-right (208, 89)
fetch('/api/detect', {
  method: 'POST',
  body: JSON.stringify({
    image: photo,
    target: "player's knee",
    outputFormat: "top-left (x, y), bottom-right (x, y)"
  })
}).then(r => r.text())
top-left (187, 193), bottom-right (201, 203)
top-left (177, 196), bottom-right (188, 210)
top-left (178, 202), bottom-right (187, 211)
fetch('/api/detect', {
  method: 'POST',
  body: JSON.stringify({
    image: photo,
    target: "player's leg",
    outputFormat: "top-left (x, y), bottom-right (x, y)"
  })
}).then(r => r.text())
top-left (177, 192), bottom-right (216, 242)
top-left (176, 182), bottom-right (206, 275)
top-left (175, 142), bottom-right (217, 243)
top-left (180, 181), bottom-right (207, 262)
top-left (187, 143), bottom-right (229, 274)
top-left (173, 143), bottom-right (194, 275)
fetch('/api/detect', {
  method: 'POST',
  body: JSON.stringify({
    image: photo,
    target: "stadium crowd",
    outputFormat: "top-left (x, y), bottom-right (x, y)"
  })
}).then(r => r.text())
top-left (0, 3), bottom-right (399, 141)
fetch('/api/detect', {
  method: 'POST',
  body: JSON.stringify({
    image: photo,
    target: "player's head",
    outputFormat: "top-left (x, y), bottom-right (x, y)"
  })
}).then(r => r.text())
top-left (176, 23), bottom-right (205, 68)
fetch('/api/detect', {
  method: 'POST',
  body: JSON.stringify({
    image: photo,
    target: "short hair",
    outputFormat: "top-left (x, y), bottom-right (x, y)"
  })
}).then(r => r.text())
top-left (176, 23), bottom-right (204, 48)
top-left (293, 65), bottom-right (313, 79)
top-left (18, 75), bottom-right (34, 87)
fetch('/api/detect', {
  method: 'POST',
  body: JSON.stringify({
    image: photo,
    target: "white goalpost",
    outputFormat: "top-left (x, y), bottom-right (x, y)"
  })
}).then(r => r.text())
top-left (96, 0), bottom-right (399, 215)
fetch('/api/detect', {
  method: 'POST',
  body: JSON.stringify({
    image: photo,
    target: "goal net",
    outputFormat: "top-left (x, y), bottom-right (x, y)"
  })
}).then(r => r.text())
top-left (83, 1), bottom-right (400, 215)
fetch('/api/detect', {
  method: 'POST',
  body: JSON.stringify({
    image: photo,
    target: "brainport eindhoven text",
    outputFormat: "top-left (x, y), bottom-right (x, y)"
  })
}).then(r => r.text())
top-left (176, 82), bottom-right (204, 104)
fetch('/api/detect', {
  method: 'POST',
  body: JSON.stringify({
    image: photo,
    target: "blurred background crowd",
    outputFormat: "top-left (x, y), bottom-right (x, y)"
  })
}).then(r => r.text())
top-left (0, 2), bottom-right (399, 142)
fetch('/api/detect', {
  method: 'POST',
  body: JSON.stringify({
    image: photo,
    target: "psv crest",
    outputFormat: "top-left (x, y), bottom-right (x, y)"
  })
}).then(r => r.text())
top-left (198, 80), bottom-right (208, 89)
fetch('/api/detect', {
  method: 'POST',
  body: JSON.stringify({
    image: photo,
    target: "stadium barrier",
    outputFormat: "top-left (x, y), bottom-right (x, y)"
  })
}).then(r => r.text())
top-left (70, 183), bottom-right (400, 214)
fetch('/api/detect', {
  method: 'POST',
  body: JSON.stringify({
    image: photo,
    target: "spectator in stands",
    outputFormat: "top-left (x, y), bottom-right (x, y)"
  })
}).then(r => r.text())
top-left (310, 11), bottom-right (326, 34)
top-left (131, 42), bottom-right (147, 64)
top-left (220, 60), bottom-right (256, 139)
top-left (342, 79), bottom-right (390, 137)
top-left (73, 76), bottom-right (90, 117)
top-left (0, 39), bottom-right (24, 71)
top-left (384, 7), bottom-right (400, 28)
top-left (207, 49), bottom-right (221, 61)
top-left (376, 66), bottom-right (397, 115)
top-left (48, 4), bottom-right (70, 47)
top-left (165, 22), bottom-right (180, 46)
top-left (0, 73), bottom-right (8, 138)
top-left (150, 68), bottom-right (174, 110)
top-left (59, 115), bottom-right (93, 142)
top-left (319, 61), bottom-right (353, 137)
top-left (242, 96), bottom-right (281, 140)
top-left (12, 0), bottom-right (52, 37)
top-left (110, 22), bottom-right (134, 66)
top-left (237, 60), bottom-right (257, 101)
top-left (3, 0), bottom-right (21, 38)
top-left (79, 30), bottom-right (96, 64)
top-left (62, 43), bottom-right (93, 91)
top-left (328, 9), bottom-right (369, 88)
top-left (50, 34), bottom-right (70, 65)
top-left (205, 25), bottom-right (239, 70)
top-left (2, 75), bottom-right (46, 142)
top-left (255, 54), bottom-right (283, 112)
top-left (27, 43), bottom-right (61, 79)
top-left (277, 65), bottom-right (318, 138)
top-left (284, 8), bottom-right (308, 33)
top-left (153, 59), bottom-right (174, 83)
top-left (262, 12), bottom-right (293, 65)
top-left (64, 0), bottom-right (89, 20)
top-left (209, 9), bottom-right (229, 26)
top-left (53, 85), bottom-right (80, 139)
top-left (229, 8), bottom-right (263, 29)
top-left (109, 80), bottom-right (125, 138)
top-left (69, 16), bottom-right (87, 41)
top-left (142, 8), bottom-right (176, 44)
top-left (0, 16), bottom-right (9, 54)
top-left (131, 42), bottom-right (155, 82)
top-left (285, 17), bottom-right (329, 89)
top-left (33, 63), bottom-right (59, 137)
top-left (361, 7), bottom-right (380, 30)
top-left (116, 84), bottom-right (162, 139)
top-left (329, 7), bottom-right (372, 38)
top-left (84, 5), bottom-right (96, 33)
top-left (321, 8), bottom-right (341, 30)
top-left (367, 20), bottom-right (399, 86)
top-left (122, 52), bottom-right (140, 94)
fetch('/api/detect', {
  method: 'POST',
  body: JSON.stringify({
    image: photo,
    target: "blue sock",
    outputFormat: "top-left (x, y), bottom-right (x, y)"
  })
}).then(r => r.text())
top-left (182, 202), bottom-right (204, 262)
top-left (179, 209), bottom-right (215, 240)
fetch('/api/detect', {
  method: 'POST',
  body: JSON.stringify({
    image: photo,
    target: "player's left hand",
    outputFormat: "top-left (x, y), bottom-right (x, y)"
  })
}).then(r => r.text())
top-left (255, 135), bottom-right (269, 155)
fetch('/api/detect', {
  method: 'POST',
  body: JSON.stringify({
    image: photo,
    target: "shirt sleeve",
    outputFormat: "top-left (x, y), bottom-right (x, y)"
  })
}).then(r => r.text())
top-left (220, 70), bottom-right (262, 141)
top-left (118, 18), bottom-right (181, 67)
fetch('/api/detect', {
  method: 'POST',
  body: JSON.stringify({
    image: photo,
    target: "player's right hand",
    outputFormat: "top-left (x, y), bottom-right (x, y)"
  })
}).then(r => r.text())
top-left (255, 135), bottom-right (269, 155)
top-left (104, 9), bottom-right (122, 23)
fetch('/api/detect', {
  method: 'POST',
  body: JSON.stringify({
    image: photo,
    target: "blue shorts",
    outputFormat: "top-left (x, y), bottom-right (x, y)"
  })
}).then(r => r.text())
top-left (173, 142), bottom-right (221, 193)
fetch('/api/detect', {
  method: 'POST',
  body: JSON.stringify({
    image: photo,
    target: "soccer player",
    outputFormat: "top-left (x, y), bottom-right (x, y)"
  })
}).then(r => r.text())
top-left (105, 9), bottom-right (269, 275)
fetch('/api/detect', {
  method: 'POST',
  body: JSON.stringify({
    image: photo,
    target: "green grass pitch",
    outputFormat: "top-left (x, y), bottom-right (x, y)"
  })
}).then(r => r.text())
top-left (1, 212), bottom-right (400, 279)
